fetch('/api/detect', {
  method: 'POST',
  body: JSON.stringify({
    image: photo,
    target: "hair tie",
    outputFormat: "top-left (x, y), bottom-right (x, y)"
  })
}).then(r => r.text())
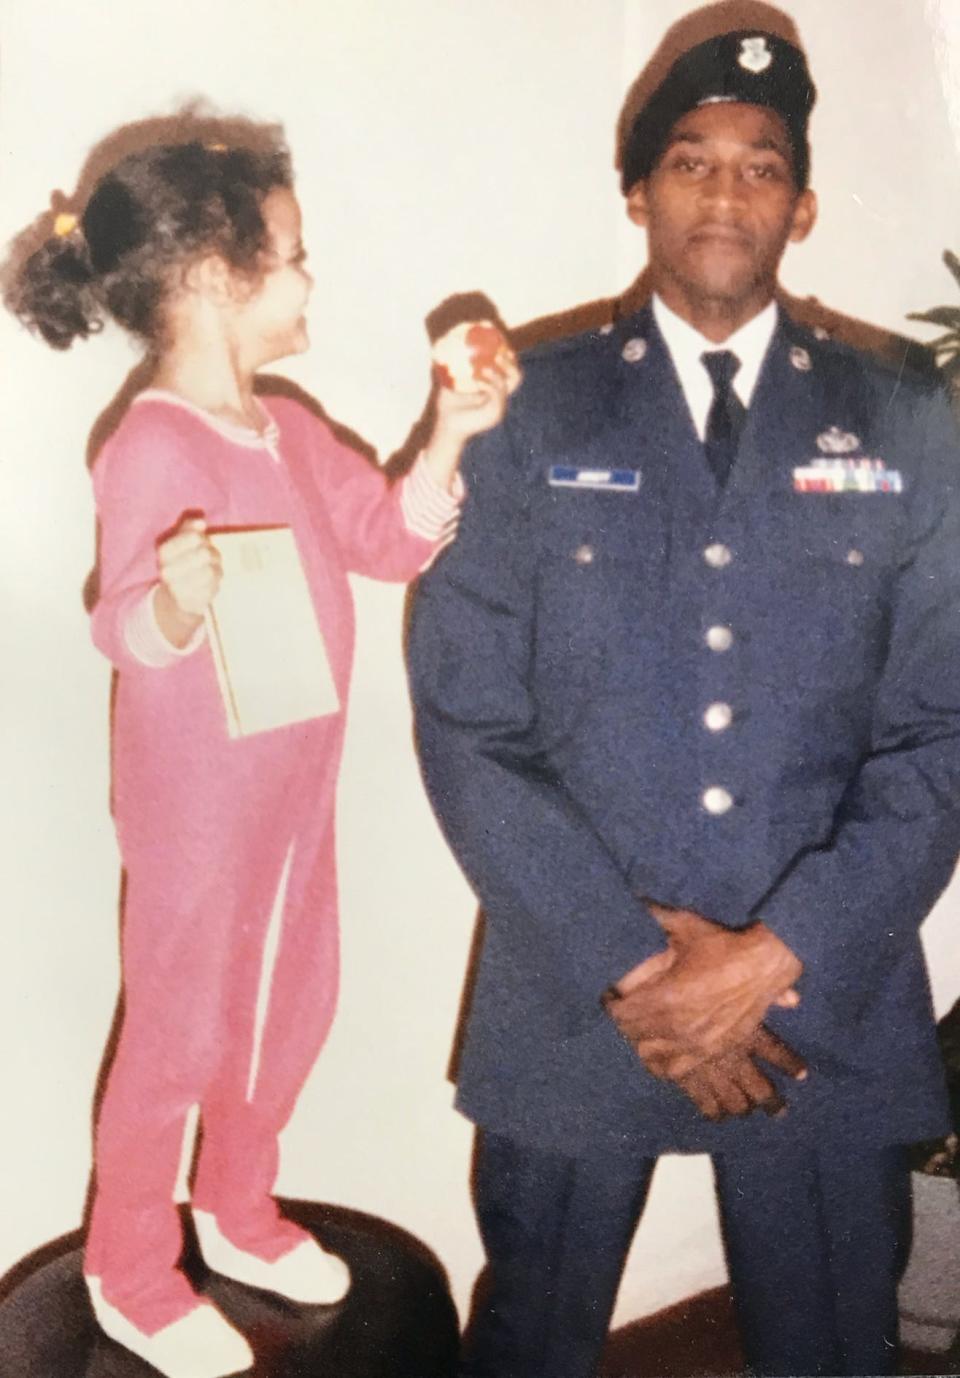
top-left (54, 212), bottom-right (79, 238)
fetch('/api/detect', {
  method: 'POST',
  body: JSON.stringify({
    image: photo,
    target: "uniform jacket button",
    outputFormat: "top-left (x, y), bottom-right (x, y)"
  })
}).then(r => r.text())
top-left (703, 702), bottom-right (733, 732)
top-left (705, 625), bottom-right (734, 652)
top-left (574, 544), bottom-right (594, 565)
top-left (702, 786), bottom-right (734, 815)
top-left (704, 543), bottom-right (733, 569)
top-left (846, 548), bottom-right (865, 567)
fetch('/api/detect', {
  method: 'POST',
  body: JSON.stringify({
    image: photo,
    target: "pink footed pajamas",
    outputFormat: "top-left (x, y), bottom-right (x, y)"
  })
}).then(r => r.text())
top-left (84, 391), bottom-right (458, 1332)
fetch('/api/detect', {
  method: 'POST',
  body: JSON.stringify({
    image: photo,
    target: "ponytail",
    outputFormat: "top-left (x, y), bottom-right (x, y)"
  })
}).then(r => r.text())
top-left (5, 219), bottom-right (103, 351)
top-left (4, 117), bottom-right (293, 352)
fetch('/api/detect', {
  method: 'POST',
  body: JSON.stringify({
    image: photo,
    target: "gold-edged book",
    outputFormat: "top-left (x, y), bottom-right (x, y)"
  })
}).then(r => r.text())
top-left (204, 526), bottom-right (340, 739)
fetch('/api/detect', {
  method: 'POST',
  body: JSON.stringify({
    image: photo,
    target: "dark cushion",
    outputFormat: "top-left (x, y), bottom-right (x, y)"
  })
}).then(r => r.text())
top-left (0, 1201), bottom-right (460, 1377)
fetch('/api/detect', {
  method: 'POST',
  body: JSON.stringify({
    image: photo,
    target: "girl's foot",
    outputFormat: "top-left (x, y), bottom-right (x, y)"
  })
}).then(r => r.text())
top-left (86, 1276), bottom-right (253, 1378)
top-left (193, 1209), bottom-right (351, 1305)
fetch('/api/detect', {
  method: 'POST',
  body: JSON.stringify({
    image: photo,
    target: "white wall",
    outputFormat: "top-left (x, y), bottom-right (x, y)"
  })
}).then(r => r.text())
top-left (2, 0), bottom-right (958, 1332)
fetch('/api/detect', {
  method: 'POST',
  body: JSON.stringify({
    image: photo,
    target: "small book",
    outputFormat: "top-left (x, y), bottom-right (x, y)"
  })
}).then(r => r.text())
top-left (204, 526), bottom-right (340, 739)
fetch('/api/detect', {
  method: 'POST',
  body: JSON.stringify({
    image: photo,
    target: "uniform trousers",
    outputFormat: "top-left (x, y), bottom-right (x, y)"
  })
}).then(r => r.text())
top-left (461, 1130), bottom-right (912, 1378)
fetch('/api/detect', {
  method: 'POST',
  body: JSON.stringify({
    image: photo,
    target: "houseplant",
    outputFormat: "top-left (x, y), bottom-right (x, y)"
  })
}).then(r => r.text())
top-left (907, 248), bottom-right (960, 414)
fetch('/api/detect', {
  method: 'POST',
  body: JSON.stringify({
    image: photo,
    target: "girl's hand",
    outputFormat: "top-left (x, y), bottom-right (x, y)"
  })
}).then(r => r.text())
top-left (435, 354), bottom-right (522, 437)
top-left (154, 515), bottom-right (222, 647)
top-left (424, 325), bottom-right (522, 491)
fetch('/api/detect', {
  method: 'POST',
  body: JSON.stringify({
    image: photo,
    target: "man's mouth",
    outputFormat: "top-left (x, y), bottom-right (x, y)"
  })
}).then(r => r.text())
top-left (688, 225), bottom-right (752, 249)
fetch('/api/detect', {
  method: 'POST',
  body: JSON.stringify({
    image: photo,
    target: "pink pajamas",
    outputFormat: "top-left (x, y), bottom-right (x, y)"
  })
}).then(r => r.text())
top-left (85, 392), bottom-right (447, 1332)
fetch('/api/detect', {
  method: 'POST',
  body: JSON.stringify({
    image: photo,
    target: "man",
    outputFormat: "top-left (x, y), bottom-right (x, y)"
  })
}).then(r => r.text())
top-left (407, 27), bottom-right (960, 1378)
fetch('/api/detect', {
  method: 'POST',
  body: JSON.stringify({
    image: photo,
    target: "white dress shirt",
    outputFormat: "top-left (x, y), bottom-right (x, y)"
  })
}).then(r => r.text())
top-left (651, 293), bottom-right (779, 442)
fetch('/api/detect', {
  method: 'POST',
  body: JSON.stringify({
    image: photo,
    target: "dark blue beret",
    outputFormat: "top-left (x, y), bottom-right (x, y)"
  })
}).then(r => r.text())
top-left (621, 30), bottom-right (816, 192)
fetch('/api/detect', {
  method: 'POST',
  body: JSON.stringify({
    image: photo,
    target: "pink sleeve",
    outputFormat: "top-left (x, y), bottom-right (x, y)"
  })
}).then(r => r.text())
top-left (123, 585), bottom-right (208, 668)
top-left (288, 405), bottom-right (462, 581)
top-left (90, 408), bottom-right (226, 670)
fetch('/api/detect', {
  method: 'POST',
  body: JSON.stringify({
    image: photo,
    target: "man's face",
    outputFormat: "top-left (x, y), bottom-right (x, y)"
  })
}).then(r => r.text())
top-left (626, 102), bottom-right (816, 322)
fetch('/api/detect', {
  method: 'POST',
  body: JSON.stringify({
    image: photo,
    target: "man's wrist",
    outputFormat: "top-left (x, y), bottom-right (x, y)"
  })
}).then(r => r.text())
top-left (607, 945), bottom-right (676, 1002)
top-left (742, 921), bottom-right (803, 982)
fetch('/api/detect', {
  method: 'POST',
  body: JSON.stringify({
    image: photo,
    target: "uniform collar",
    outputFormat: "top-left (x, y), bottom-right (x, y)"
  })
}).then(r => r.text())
top-left (651, 294), bottom-right (778, 438)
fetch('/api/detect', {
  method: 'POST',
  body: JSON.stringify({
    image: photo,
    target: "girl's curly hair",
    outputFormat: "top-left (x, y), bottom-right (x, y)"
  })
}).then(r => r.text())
top-left (6, 133), bottom-right (292, 350)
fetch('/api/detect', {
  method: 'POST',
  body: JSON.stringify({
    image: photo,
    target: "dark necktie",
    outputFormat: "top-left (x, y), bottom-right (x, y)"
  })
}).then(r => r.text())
top-left (701, 349), bottom-right (746, 488)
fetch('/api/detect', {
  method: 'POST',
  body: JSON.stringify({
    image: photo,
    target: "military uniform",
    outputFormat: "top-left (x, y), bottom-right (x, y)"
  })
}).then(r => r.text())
top-left (408, 22), bottom-right (960, 1378)
top-left (407, 304), bottom-right (960, 1374)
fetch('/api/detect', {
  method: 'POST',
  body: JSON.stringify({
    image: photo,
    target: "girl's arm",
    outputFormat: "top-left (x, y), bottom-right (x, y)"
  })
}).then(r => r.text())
top-left (292, 346), bottom-right (521, 582)
top-left (90, 410), bottom-right (225, 670)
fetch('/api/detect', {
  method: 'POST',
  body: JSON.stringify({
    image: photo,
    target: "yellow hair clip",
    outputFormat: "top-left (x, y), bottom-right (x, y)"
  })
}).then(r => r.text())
top-left (54, 212), bottom-right (79, 238)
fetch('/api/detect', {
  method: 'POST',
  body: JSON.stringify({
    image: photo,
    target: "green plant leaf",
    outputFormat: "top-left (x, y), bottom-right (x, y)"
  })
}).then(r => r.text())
top-left (907, 307), bottom-right (960, 329)
top-left (923, 333), bottom-right (960, 351)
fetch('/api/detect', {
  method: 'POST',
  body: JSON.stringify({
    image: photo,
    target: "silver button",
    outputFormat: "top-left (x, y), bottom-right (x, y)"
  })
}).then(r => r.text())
top-left (790, 345), bottom-right (812, 372)
top-left (621, 337), bottom-right (648, 364)
top-left (846, 548), bottom-right (864, 567)
top-left (702, 786), bottom-right (734, 815)
top-left (703, 702), bottom-right (733, 732)
top-left (574, 544), bottom-right (594, 565)
top-left (705, 624), bottom-right (734, 652)
top-left (704, 543), bottom-right (732, 569)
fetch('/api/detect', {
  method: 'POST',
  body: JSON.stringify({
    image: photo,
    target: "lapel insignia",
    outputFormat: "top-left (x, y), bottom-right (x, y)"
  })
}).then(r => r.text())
top-left (599, 322), bottom-right (614, 336)
top-left (816, 426), bottom-right (861, 455)
top-left (621, 337), bottom-right (648, 364)
top-left (739, 36), bottom-right (773, 73)
top-left (789, 345), bottom-right (812, 372)
top-left (549, 464), bottom-right (641, 493)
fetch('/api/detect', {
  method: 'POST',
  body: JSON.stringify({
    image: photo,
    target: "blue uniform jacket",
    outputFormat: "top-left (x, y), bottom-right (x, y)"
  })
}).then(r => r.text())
top-left (407, 304), bottom-right (960, 1154)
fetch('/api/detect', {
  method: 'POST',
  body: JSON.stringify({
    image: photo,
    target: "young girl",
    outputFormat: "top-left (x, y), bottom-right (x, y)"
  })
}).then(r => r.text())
top-left (7, 127), bottom-right (517, 1378)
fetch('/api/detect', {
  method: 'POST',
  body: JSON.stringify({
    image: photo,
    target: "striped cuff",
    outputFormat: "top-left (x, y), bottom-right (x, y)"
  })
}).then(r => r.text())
top-left (400, 454), bottom-right (464, 547)
top-left (123, 585), bottom-right (207, 668)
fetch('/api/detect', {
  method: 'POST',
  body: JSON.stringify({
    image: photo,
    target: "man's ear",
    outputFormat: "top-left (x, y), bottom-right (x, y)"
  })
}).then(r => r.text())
top-left (789, 188), bottom-right (818, 244)
top-left (625, 181), bottom-right (650, 229)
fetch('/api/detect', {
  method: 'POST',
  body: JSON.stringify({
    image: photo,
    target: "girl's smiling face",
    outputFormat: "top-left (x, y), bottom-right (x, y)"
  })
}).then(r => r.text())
top-left (231, 186), bottom-right (313, 368)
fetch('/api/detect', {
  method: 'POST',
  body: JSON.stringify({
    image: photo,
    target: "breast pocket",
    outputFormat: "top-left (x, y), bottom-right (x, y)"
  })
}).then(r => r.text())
top-left (761, 492), bottom-right (904, 684)
top-left (537, 477), bottom-right (666, 582)
top-left (531, 480), bottom-right (666, 715)
top-left (774, 491), bottom-right (900, 579)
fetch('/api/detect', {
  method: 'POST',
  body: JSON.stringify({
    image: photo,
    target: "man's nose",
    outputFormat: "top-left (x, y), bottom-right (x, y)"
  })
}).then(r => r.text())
top-left (698, 166), bottom-right (746, 213)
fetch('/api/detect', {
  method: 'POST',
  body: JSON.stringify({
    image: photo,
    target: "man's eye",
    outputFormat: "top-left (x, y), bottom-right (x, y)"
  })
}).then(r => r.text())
top-left (673, 155), bottom-right (705, 173)
top-left (748, 163), bottom-right (781, 181)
